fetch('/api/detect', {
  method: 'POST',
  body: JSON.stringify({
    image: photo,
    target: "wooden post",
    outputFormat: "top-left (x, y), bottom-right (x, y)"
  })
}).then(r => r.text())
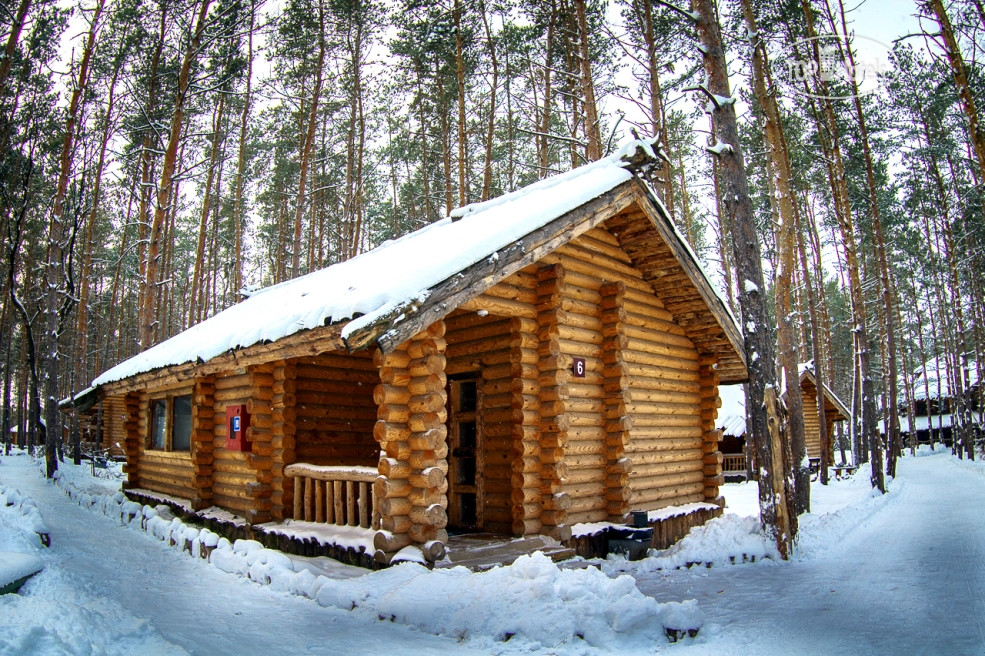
top-left (698, 356), bottom-right (724, 506)
top-left (373, 322), bottom-right (449, 564)
top-left (601, 281), bottom-right (631, 521)
top-left (537, 264), bottom-right (571, 541)
top-left (246, 364), bottom-right (274, 524)
top-left (122, 392), bottom-right (141, 488)
top-left (271, 361), bottom-right (296, 519)
top-left (510, 315), bottom-right (543, 535)
top-left (191, 375), bottom-right (215, 510)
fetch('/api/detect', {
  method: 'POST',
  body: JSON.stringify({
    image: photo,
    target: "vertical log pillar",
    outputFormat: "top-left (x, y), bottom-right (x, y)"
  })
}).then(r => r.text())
top-left (373, 322), bottom-right (449, 564)
top-left (246, 364), bottom-right (275, 524)
top-left (699, 356), bottom-right (725, 506)
top-left (537, 264), bottom-right (572, 541)
top-left (600, 282), bottom-right (632, 522)
top-left (510, 316), bottom-right (543, 536)
top-left (271, 360), bottom-right (296, 520)
top-left (191, 375), bottom-right (215, 510)
top-left (122, 392), bottom-right (141, 489)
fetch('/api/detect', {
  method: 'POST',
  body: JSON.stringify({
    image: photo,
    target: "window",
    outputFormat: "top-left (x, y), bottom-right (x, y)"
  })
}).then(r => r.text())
top-left (149, 394), bottom-right (193, 452)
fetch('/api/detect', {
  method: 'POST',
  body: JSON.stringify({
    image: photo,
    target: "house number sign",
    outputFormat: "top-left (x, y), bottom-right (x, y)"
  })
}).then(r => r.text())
top-left (572, 357), bottom-right (586, 378)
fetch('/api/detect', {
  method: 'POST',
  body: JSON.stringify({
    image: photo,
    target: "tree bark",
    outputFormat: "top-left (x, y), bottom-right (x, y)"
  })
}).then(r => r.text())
top-left (691, 0), bottom-right (793, 557)
top-left (740, 0), bottom-right (810, 512)
top-left (232, 0), bottom-right (255, 299)
top-left (290, 0), bottom-right (325, 278)
top-left (574, 0), bottom-right (601, 161)
top-left (140, 0), bottom-right (212, 349)
top-left (42, 0), bottom-right (105, 476)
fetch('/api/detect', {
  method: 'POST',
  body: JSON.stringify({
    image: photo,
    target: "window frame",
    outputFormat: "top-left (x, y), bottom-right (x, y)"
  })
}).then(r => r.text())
top-left (146, 388), bottom-right (194, 454)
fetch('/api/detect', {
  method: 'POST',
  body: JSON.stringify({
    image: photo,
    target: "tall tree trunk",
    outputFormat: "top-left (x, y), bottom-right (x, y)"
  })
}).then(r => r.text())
top-left (189, 94), bottom-right (225, 325)
top-left (480, 0), bottom-right (498, 202)
top-left (232, 0), bottom-right (255, 300)
top-left (42, 0), bottom-right (104, 476)
top-left (74, 39), bottom-right (122, 391)
top-left (635, 0), bottom-right (675, 216)
top-left (796, 205), bottom-right (831, 479)
top-left (923, 0), bottom-right (985, 182)
top-left (0, 0), bottom-right (32, 100)
top-left (574, 0), bottom-right (601, 161)
top-left (291, 0), bottom-right (325, 278)
top-left (795, 2), bottom-right (883, 491)
top-left (455, 0), bottom-right (468, 206)
top-left (140, 0), bottom-right (212, 349)
top-left (826, 0), bottom-right (901, 477)
top-left (740, 0), bottom-right (810, 511)
top-left (690, 0), bottom-right (793, 557)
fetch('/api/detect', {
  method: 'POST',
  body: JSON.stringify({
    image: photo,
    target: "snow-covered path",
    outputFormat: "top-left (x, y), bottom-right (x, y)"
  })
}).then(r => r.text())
top-left (634, 452), bottom-right (985, 655)
top-left (3, 450), bottom-right (984, 655)
top-left (0, 456), bottom-right (487, 656)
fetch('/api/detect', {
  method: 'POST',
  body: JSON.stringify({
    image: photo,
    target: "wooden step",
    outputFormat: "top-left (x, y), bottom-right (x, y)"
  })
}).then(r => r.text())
top-left (437, 534), bottom-right (577, 571)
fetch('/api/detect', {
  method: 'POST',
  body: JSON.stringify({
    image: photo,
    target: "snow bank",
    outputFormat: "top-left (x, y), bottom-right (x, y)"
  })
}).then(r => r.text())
top-left (41, 455), bottom-right (703, 649)
top-left (0, 483), bottom-right (48, 544)
top-left (0, 552), bottom-right (43, 589)
top-left (605, 514), bottom-right (778, 577)
top-left (314, 554), bottom-right (699, 649)
top-left (0, 465), bottom-right (187, 655)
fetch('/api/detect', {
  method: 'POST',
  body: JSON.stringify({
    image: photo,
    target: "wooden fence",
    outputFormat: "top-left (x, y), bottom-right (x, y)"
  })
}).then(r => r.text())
top-left (285, 464), bottom-right (379, 529)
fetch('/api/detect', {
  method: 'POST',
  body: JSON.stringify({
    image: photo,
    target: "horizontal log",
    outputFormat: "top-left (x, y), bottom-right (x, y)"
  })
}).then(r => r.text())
top-left (459, 295), bottom-right (537, 319)
top-left (375, 530), bottom-right (413, 553)
top-left (374, 348), bottom-right (409, 369)
top-left (628, 482), bottom-right (706, 506)
top-left (295, 354), bottom-right (376, 374)
top-left (630, 470), bottom-right (705, 492)
top-left (374, 422), bottom-right (410, 443)
top-left (445, 316), bottom-right (512, 342)
top-left (409, 504), bottom-right (446, 525)
top-left (374, 476), bottom-right (411, 499)
top-left (408, 354), bottom-right (446, 378)
top-left (380, 496), bottom-right (413, 517)
top-left (384, 440), bottom-right (411, 460)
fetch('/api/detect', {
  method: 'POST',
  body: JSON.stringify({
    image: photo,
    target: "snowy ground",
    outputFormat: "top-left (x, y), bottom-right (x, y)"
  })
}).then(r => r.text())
top-left (1, 446), bottom-right (983, 655)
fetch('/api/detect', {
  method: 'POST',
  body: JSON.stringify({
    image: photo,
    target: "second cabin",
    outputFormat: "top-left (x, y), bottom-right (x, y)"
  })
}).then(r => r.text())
top-left (72, 138), bottom-right (747, 567)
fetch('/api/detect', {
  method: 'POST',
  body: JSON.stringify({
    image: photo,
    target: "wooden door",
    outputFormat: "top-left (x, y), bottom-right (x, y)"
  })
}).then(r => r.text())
top-left (447, 375), bottom-right (481, 531)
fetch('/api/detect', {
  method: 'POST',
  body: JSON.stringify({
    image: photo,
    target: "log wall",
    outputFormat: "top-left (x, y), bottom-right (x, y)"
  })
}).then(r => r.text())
top-left (699, 357), bottom-right (724, 505)
top-left (134, 382), bottom-right (195, 501)
top-left (211, 369), bottom-right (255, 516)
top-left (97, 395), bottom-right (129, 453)
top-left (271, 361), bottom-right (296, 520)
top-left (541, 226), bottom-right (709, 515)
top-left (802, 390), bottom-right (825, 460)
top-left (294, 352), bottom-right (378, 467)
top-left (245, 364), bottom-right (275, 523)
top-left (191, 376), bottom-right (215, 510)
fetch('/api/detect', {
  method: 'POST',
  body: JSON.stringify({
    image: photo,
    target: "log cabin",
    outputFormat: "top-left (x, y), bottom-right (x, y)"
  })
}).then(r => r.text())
top-left (70, 138), bottom-right (747, 567)
top-left (716, 368), bottom-right (849, 480)
top-left (894, 356), bottom-right (982, 446)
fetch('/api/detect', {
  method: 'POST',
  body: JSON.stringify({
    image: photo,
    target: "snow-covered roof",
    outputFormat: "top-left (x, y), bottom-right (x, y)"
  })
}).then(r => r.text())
top-left (717, 384), bottom-right (747, 437)
top-left (910, 357), bottom-right (980, 401)
top-left (89, 137), bottom-right (745, 393)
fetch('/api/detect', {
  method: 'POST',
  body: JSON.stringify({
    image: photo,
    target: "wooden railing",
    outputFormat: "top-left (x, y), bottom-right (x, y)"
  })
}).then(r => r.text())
top-left (722, 454), bottom-right (747, 473)
top-left (285, 464), bottom-right (379, 529)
